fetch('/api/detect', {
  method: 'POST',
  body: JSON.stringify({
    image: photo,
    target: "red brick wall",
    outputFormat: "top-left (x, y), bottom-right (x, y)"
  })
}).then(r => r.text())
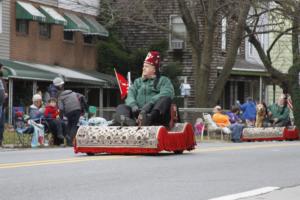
top-left (10, 0), bottom-right (97, 71)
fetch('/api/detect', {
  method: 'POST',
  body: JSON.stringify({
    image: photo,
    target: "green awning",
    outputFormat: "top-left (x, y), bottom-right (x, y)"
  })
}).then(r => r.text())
top-left (64, 12), bottom-right (89, 32)
top-left (0, 59), bottom-right (116, 87)
top-left (16, 1), bottom-right (46, 22)
top-left (39, 6), bottom-right (67, 25)
top-left (0, 59), bottom-right (57, 81)
top-left (81, 16), bottom-right (109, 37)
top-left (80, 70), bottom-right (118, 88)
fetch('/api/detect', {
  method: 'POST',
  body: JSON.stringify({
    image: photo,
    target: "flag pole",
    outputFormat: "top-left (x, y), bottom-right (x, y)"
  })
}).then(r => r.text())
top-left (127, 71), bottom-right (131, 87)
top-left (114, 68), bottom-right (123, 97)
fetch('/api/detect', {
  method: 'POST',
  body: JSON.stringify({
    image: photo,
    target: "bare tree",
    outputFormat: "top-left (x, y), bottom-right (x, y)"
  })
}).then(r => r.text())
top-left (99, 0), bottom-right (251, 107)
top-left (245, 0), bottom-right (300, 128)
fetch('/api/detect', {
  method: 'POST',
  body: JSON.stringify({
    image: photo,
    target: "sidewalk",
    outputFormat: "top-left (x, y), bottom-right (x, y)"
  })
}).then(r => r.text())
top-left (243, 185), bottom-right (300, 200)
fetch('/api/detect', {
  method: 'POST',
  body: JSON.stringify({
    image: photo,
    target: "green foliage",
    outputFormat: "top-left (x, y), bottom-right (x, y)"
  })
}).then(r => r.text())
top-left (161, 62), bottom-right (183, 107)
top-left (161, 61), bottom-right (184, 107)
top-left (96, 35), bottom-right (130, 75)
top-left (148, 39), bottom-right (169, 57)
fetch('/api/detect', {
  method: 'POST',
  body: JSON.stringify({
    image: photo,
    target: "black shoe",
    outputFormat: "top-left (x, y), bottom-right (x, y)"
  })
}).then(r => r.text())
top-left (66, 136), bottom-right (73, 147)
top-left (139, 112), bottom-right (151, 126)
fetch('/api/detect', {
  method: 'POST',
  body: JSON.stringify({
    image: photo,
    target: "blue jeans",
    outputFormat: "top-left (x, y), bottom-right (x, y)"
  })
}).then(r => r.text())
top-left (229, 123), bottom-right (244, 140)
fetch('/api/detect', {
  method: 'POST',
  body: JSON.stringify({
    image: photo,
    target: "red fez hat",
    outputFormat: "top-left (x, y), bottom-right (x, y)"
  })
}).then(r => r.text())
top-left (144, 51), bottom-right (160, 68)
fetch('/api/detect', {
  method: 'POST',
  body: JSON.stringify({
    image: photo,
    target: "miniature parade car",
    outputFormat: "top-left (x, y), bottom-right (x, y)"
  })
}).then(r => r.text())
top-left (242, 126), bottom-right (299, 142)
top-left (74, 104), bottom-right (196, 155)
top-left (74, 123), bottom-right (195, 155)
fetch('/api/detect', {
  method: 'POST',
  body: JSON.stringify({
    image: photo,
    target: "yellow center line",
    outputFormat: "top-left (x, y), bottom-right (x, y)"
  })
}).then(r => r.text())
top-left (1, 143), bottom-right (300, 169)
top-left (0, 156), bottom-right (134, 169)
top-left (195, 142), bottom-right (300, 153)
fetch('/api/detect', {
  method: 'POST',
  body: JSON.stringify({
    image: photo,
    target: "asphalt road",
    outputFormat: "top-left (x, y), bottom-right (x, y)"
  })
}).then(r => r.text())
top-left (1, 141), bottom-right (300, 200)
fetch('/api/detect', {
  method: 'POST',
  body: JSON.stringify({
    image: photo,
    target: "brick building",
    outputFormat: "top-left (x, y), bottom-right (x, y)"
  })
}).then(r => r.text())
top-left (0, 0), bottom-right (118, 123)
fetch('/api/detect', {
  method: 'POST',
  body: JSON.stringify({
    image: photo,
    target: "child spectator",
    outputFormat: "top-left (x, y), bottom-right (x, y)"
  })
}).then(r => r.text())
top-left (45, 98), bottom-right (59, 119)
top-left (226, 106), bottom-right (244, 142)
top-left (44, 98), bottom-right (65, 143)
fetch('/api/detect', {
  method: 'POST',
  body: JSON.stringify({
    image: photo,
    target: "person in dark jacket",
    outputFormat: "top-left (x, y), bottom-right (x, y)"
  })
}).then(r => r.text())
top-left (114, 51), bottom-right (175, 126)
top-left (0, 63), bottom-right (7, 146)
top-left (56, 78), bottom-right (82, 146)
top-left (43, 77), bottom-right (65, 103)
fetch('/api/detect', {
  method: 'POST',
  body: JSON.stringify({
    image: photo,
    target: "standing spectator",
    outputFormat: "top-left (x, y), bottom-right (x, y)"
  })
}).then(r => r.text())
top-left (56, 77), bottom-right (81, 146)
top-left (43, 77), bottom-right (64, 103)
top-left (0, 63), bottom-right (7, 147)
top-left (238, 97), bottom-right (256, 127)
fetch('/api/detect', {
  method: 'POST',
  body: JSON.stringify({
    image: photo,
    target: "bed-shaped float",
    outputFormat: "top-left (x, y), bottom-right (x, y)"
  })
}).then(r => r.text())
top-left (74, 122), bottom-right (196, 155)
top-left (242, 126), bottom-right (299, 142)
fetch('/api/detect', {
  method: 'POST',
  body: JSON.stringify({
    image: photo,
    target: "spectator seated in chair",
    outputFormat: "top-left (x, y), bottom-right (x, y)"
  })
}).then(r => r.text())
top-left (17, 94), bottom-right (45, 134)
top-left (267, 95), bottom-right (290, 127)
top-left (226, 105), bottom-right (244, 143)
top-left (44, 98), bottom-right (66, 144)
top-left (114, 51), bottom-right (175, 127)
top-left (212, 106), bottom-right (232, 135)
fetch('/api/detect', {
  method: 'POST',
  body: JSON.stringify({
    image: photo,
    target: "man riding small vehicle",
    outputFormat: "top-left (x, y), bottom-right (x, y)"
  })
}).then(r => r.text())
top-left (114, 51), bottom-right (174, 127)
top-left (74, 51), bottom-right (195, 155)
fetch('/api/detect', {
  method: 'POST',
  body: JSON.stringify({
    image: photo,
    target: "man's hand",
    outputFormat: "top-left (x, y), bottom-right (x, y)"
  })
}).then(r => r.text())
top-left (141, 102), bottom-right (153, 113)
top-left (131, 105), bottom-right (139, 113)
top-left (268, 111), bottom-right (272, 117)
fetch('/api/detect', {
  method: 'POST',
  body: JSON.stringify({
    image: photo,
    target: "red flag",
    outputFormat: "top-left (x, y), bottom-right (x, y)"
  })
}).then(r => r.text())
top-left (114, 69), bottom-right (128, 99)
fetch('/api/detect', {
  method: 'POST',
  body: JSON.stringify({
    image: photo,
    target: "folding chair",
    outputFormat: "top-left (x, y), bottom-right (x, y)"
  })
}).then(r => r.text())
top-left (202, 113), bottom-right (225, 140)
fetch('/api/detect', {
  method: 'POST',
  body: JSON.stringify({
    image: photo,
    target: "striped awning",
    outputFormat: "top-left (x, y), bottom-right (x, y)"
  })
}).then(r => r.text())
top-left (16, 1), bottom-right (46, 22)
top-left (64, 12), bottom-right (89, 32)
top-left (81, 16), bottom-right (109, 37)
top-left (39, 6), bottom-right (67, 25)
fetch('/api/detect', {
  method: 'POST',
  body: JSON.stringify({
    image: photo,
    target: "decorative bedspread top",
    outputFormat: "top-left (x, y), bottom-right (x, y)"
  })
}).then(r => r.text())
top-left (76, 126), bottom-right (164, 148)
top-left (242, 127), bottom-right (285, 139)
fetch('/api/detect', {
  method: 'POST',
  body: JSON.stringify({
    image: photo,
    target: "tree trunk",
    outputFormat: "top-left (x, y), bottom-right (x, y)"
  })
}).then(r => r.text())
top-left (208, 0), bottom-right (251, 106)
top-left (289, 12), bottom-right (300, 130)
top-left (195, 0), bottom-right (217, 107)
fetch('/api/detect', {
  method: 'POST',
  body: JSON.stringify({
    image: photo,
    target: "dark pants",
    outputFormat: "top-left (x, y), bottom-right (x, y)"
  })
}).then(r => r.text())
top-left (65, 109), bottom-right (81, 145)
top-left (0, 106), bottom-right (4, 143)
top-left (116, 97), bottom-right (172, 126)
top-left (266, 118), bottom-right (290, 127)
top-left (47, 119), bottom-right (66, 144)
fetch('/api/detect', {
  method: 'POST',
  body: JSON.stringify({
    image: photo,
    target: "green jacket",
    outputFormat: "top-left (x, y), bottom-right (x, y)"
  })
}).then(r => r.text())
top-left (268, 103), bottom-right (290, 121)
top-left (125, 76), bottom-right (175, 108)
